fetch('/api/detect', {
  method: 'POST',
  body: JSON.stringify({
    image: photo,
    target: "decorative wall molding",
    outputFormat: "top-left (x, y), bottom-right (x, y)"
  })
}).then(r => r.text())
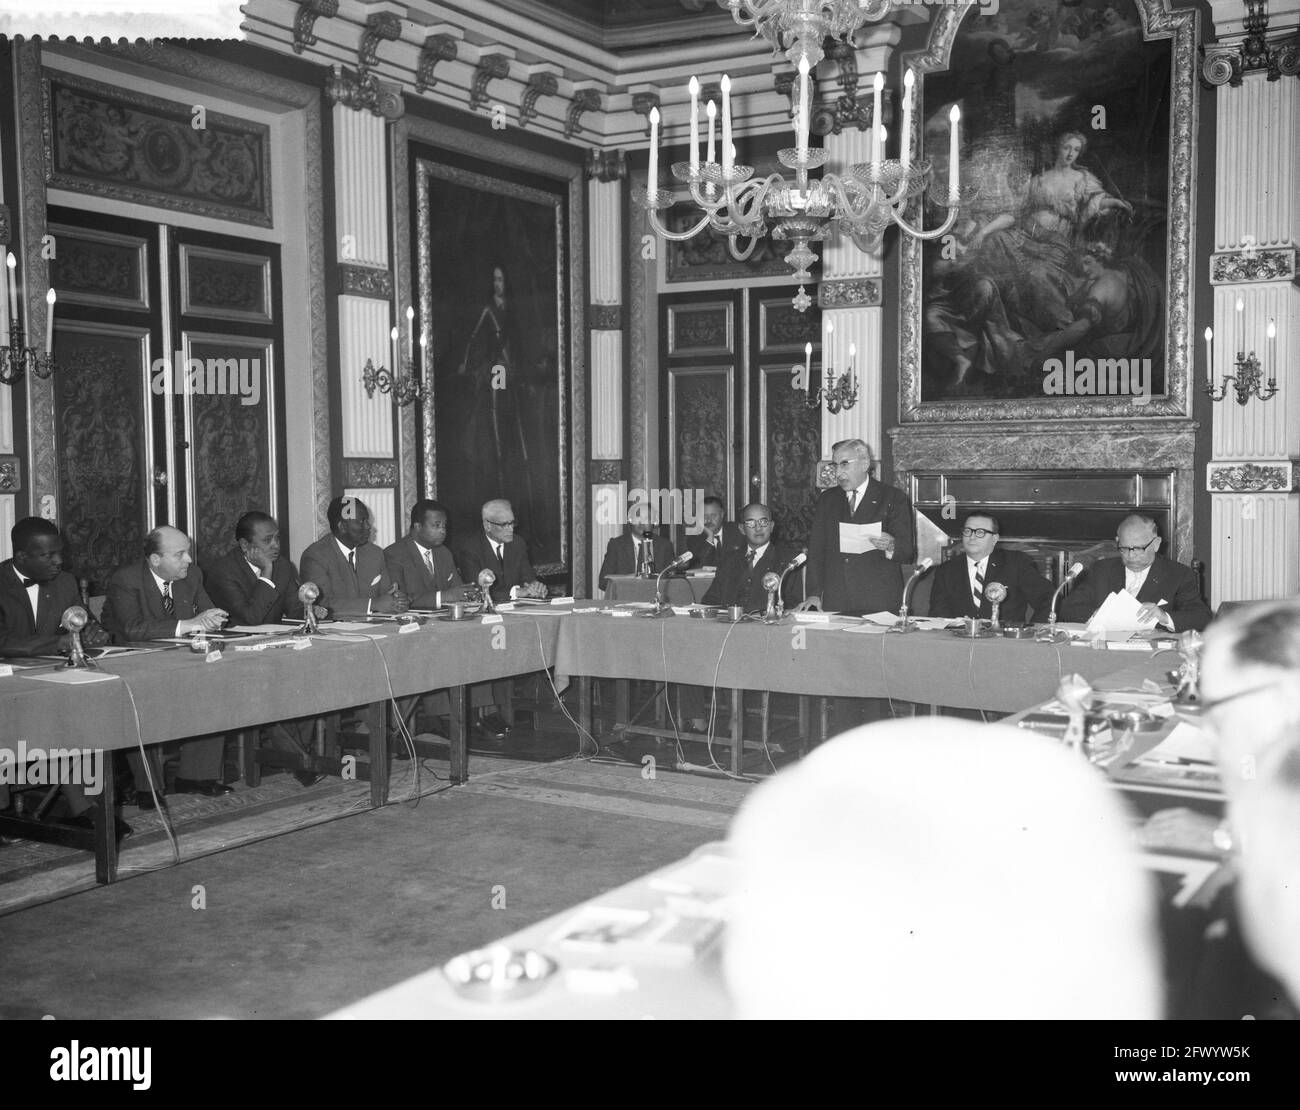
top-left (1207, 459), bottom-right (1298, 491)
top-left (818, 277), bottom-right (882, 310)
top-left (416, 34), bottom-right (460, 95)
top-left (588, 304), bottom-right (621, 330)
top-left (1209, 246), bottom-right (1298, 283)
top-left (325, 64), bottom-right (404, 120)
top-left (293, 0), bottom-right (338, 56)
top-left (521, 71), bottom-right (559, 128)
top-left (359, 12), bottom-right (402, 72)
top-left (566, 88), bottom-right (601, 140)
top-left (470, 54), bottom-right (512, 112)
top-left (338, 263), bottom-right (394, 300)
top-left (0, 456), bottom-right (19, 492)
top-left (590, 460), bottom-right (621, 483)
top-left (0, 203), bottom-right (10, 245)
top-left (1201, 0), bottom-right (1300, 86)
top-left (585, 148), bottom-right (626, 182)
top-left (630, 91), bottom-right (660, 139)
top-left (345, 458), bottom-right (399, 487)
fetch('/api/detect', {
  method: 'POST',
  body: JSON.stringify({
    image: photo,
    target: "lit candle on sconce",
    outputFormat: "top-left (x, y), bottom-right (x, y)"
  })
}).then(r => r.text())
top-left (45, 289), bottom-right (55, 356)
top-left (900, 69), bottom-right (914, 172)
top-left (804, 341), bottom-right (811, 383)
top-left (949, 105), bottom-right (961, 197)
top-left (1235, 296), bottom-right (1244, 355)
top-left (848, 341), bottom-right (856, 377)
top-left (647, 105), bottom-right (660, 193)
top-left (390, 325), bottom-right (399, 372)
top-left (5, 253), bottom-right (16, 322)
top-left (1266, 317), bottom-right (1277, 387)
top-left (1204, 326), bottom-right (1213, 387)
top-left (405, 305), bottom-right (414, 361)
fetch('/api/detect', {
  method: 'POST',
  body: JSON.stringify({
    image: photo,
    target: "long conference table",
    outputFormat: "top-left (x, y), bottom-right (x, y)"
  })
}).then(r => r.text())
top-left (1, 603), bottom-right (1160, 882)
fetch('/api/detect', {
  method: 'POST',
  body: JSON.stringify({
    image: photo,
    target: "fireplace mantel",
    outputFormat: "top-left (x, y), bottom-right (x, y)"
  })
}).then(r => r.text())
top-left (889, 419), bottom-right (1200, 563)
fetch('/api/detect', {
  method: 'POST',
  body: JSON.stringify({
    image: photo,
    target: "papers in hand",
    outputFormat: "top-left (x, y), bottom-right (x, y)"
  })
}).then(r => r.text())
top-left (1086, 590), bottom-right (1160, 635)
top-left (838, 521), bottom-right (882, 555)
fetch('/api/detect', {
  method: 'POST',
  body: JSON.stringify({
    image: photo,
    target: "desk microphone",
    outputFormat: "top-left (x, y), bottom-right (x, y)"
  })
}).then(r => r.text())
top-left (298, 582), bottom-right (321, 634)
top-left (775, 550), bottom-right (806, 619)
top-left (984, 581), bottom-right (1008, 631)
top-left (61, 605), bottom-right (98, 669)
top-left (1038, 561), bottom-right (1084, 642)
top-left (642, 550), bottom-right (692, 617)
top-left (477, 569), bottom-right (497, 614)
top-left (761, 571), bottom-right (781, 622)
top-left (888, 557), bottom-right (933, 634)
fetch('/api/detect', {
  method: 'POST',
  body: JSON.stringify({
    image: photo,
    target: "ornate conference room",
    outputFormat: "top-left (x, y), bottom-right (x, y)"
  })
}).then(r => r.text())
top-left (1, 0), bottom-right (1298, 1036)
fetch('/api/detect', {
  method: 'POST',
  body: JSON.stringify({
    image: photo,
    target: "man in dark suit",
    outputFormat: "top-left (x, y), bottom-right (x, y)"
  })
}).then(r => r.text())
top-left (799, 438), bottom-right (915, 617)
top-left (100, 525), bottom-right (231, 802)
top-left (703, 502), bottom-right (802, 613)
top-left (205, 511), bottom-right (323, 788)
top-left (0, 517), bottom-right (129, 839)
top-left (598, 497), bottom-right (676, 591)
top-left (928, 512), bottom-right (1054, 624)
top-left (683, 496), bottom-right (744, 571)
top-left (299, 496), bottom-right (409, 617)
top-left (205, 510), bottom-right (311, 626)
top-left (455, 498), bottom-right (546, 740)
top-left (456, 498), bottom-right (546, 606)
top-left (1061, 513), bottom-right (1211, 632)
top-left (384, 499), bottom-right (478, 609)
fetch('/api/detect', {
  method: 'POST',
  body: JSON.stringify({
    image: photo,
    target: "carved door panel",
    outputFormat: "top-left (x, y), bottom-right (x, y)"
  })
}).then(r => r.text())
top-left (48, 208), bottom-right (284, 589)
top-left (168, 228), bottom-right (284, 566)
top-left (659, 287), bottom-right (822, 553)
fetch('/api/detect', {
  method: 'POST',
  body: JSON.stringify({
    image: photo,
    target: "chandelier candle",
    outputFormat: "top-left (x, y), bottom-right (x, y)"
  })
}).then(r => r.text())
top-left (871, 72), bottom-right (883, 175)
top-left (705, 99), bottom-right (716, 167)
top-left (5, 253), bottom-right (15, 321)
top-left (797, 56), bottom-right (810, 164)
top-left (949, 104), bottom-right (960, 196)
top-left (721, 75), bottom-right (733, 180)
top-left (689, 77), bottom-right (700, 175)
top-left (405, 305), bottom-right (414, 360)
top-left (1205, 326), bottom-right (1213, 387)
top-left (45, 288), bottom-right (55, 355)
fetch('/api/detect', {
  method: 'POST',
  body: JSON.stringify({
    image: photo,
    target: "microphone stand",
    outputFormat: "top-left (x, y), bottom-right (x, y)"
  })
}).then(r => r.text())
top-left (640, 556), bottom-right (689, 617)
top-left (1036, 577), bottom-right (1076, 643)
top-left (887, 560), bottom-right (932, 634)
top-left (774, 557), bottom-right (805, 620)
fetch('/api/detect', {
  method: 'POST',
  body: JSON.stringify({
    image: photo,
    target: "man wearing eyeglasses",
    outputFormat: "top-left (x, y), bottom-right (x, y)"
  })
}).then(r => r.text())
top-left (928, 513), bottom-right (1053, 623)
top-left (798, 438), bottom-right (914, 617)
top-left (1060, 514), bottom-right (1210, 631)
top-left (455, 499), bottom-right (546, 741)
top-left (702, 503), bottom-right (802, 613)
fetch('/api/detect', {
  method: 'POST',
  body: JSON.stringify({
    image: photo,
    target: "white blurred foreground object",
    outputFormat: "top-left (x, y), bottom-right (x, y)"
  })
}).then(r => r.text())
top-left (723, 718), bottom-right (1162, 1019)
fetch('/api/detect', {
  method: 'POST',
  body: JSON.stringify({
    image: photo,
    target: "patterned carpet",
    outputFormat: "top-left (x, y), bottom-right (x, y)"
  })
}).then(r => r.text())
top-left (0, 738), bottom-right (755, 916)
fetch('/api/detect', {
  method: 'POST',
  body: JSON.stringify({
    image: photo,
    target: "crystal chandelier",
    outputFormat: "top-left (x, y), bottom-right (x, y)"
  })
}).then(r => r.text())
top-left (640, 0), bottom-right (971, 311)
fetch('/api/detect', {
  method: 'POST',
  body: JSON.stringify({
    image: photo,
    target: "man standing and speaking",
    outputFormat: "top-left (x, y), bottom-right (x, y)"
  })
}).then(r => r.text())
top-left (798, 439), bottom-right (915, 617)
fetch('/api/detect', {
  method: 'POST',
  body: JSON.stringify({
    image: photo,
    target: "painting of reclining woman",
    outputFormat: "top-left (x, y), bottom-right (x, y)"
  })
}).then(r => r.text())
top-left (918, 0), bottom-right (1172, 404)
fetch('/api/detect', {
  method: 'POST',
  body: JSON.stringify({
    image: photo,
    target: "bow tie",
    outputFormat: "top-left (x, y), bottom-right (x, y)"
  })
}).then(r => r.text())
top-left (17, 574), bottom-right (37, 588)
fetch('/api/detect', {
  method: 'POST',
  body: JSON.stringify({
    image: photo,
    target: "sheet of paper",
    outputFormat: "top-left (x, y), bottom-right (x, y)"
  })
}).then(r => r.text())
top-left (229, 624), bottom-right (299, 634)
top-left (1140, 721), bottom-right (1215, 765)
top-left (1086, 590), bottom-right (1159, 633)
top-left (838, 521), bottom-right (881, 554)
top-left (23, 669), bottom-right (119, 684)
top-left (320, 620), bottom-right (383, 632)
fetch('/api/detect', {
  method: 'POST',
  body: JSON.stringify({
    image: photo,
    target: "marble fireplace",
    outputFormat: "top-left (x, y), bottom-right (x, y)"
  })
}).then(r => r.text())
top-left (889, 419), bottom-right (1200, 580)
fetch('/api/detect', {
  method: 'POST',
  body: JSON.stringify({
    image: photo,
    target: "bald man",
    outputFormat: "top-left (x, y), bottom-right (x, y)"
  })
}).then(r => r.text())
top-left (101, 526), bottom-right (231, 801)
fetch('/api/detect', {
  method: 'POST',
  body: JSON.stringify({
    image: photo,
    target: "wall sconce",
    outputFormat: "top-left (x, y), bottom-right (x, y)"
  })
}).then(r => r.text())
top-left (362, 305), bottom-right (423, 407)
top-left (798, 319), bottom-right (857, 413)
top-left (1202, 303), bottom-right (1278, 405)
top-left (1, 252), bottom-right (58, 387)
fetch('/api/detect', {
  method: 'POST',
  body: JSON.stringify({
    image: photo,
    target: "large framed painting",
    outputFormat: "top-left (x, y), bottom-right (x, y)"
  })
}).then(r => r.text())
top-left (899, 0), bottom-right (1197, 422)
top-left (415, 159), bottom-right (569, 574)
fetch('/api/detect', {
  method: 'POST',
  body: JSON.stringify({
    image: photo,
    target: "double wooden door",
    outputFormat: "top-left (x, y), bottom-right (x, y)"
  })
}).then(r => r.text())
top-left (658, 286), bottom-right (822, 552)
top-left (48, 206), bottom-right (285, 589)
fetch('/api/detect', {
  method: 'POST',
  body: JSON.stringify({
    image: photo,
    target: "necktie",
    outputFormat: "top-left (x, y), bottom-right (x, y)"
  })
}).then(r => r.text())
top-left (847, 489), bottom-right (858, 516)
top-left (494, 543), bottom-right (504, 565)
top-left (162, 581), bottom-right (175, 615)
top-left (746, 549), bottom-right (756, 568)
top-left (348, 549), bottom-right (357, 576)
top-left (972, 562), bottom-right (984, 610)
top-left (422, 547), bottom-right (435, 576)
